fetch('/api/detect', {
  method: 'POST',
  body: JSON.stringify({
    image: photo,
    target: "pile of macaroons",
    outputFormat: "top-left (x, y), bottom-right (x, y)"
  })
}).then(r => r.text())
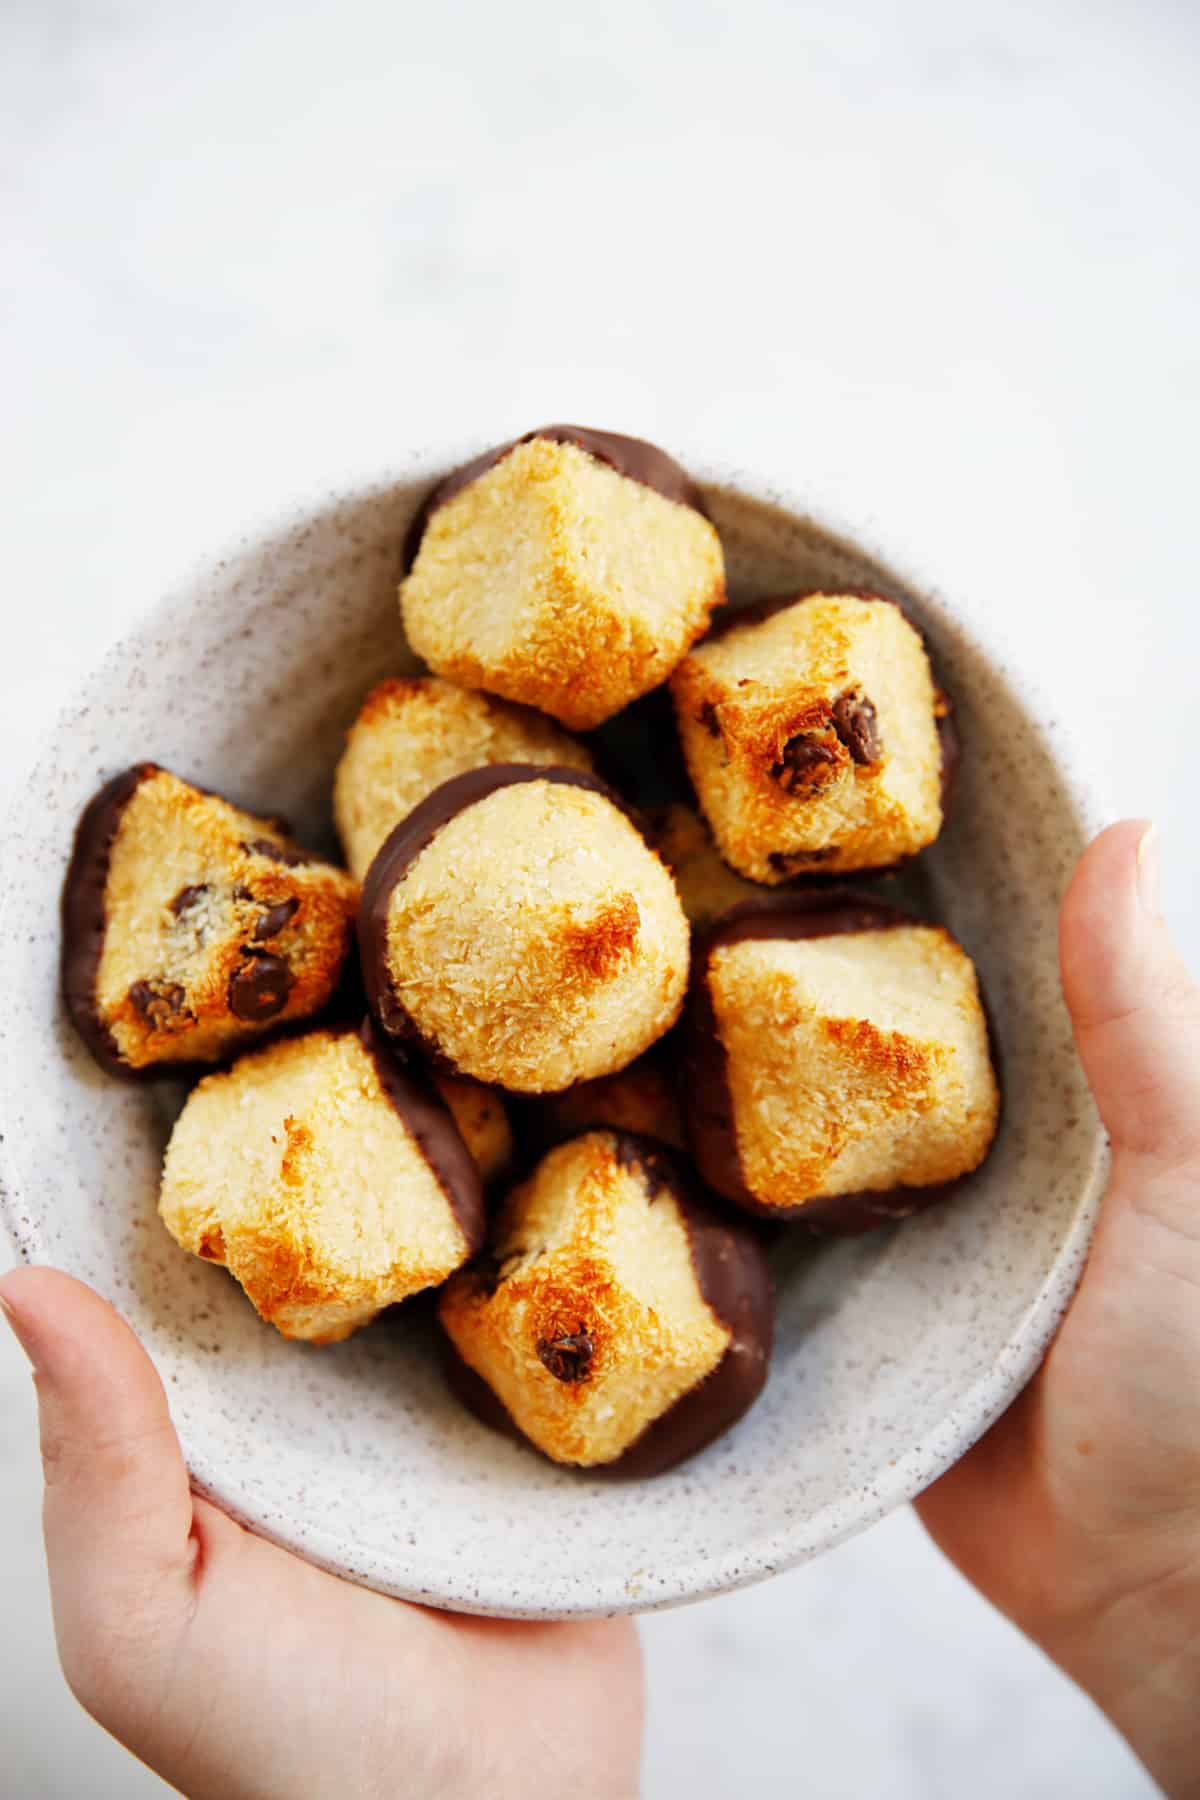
top-left (61, 425), bottom-right (1000, 1477)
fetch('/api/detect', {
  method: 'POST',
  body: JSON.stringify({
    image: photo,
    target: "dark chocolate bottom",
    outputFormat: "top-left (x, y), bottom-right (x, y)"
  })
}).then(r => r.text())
top-left (441, 1326), bottom-right (771, 1481)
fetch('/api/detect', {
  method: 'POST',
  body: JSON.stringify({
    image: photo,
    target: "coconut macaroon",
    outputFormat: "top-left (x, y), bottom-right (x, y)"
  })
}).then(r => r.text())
top-left (683, 894), bottom-right (1000, 1230)
top-left (439, 1130), bottom-right (773, 1472)
top-left (400, 427), bottom-right (726, 730)
top-left (521, 1049), bottom-right (686, 1155)
top-left (433, 1073), bottom-right (513, 1185)
top-left (62, 764), bottom-right (358, 1075)
top-left (650, 802), bottom-right (763, 929)
top-left (160, 1023), bottom-right (485, 1343)
top-left (334, 676), bottom-right (593, 881)
top-left (360, 765), bottom-right (690, 1093)
top-left (671, 593), bottom-right (953, 882)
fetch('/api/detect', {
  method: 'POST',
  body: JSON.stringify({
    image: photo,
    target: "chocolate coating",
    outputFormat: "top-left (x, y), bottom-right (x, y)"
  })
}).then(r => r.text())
top-left (60, 762), bottom-right (159, 1076)
top-left (447, 1130), bottom-right (773, 1477)
top-left (605, 1133), bottom-right (774, 1477)
top-left (358, 762), bottom-right (647, 1056)
top-left (683, 892), bottom-right (960, 1230)
top-left (359, 1018), bottom-right (486, 1253)
top-left (403, 425), bottom-right (709, 569)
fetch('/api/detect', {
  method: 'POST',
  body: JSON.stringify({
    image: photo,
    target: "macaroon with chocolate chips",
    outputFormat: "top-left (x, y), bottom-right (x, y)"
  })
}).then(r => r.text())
top-left (61, 763), bottom-right (358, 1075)
top-left (400, 427), bottom-right (726, 730)
top-left (333, 675), bottom-right (594, 882)
top-left (671, 593), bottom-right (953, 882)
top-left (439, 1129), bottom-right (773, 1472)
top-left (683, 893), bottom-right (1000, 1230)
top-left (359, 764), bottom-right (690, 1094)
top-left (159, 1021), bottom-right (485, 1344)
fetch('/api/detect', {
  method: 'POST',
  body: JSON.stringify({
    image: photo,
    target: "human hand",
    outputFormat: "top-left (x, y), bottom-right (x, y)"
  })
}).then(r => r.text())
top-left (0, 1269), bottom-right (643, 1800)
top-left (916, 821), bottom-right (1200, 1798)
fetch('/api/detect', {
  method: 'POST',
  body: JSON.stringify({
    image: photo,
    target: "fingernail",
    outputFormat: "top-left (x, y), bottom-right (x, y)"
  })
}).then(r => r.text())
top-left (1136, 823), bottom-right (1161, 916)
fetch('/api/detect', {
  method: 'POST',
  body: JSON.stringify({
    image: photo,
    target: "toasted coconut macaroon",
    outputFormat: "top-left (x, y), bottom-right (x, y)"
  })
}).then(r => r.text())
top-left (650, 802), bottom-right (764, 929)
top-left (520, 1049), bottom-right (686, 1156)
top-left (62, 764), bottom-right (358, 1075)
top-left (334, 676), bottom-right (593, 881)
top-left (683, 894), bottom-right (1000, 1231)
top-left (433, 1072), bottom-right (513, 1186)
top-left (360, 764), bottom-right (690, 1093)
top-left (439, 1130), bottom-right (773, 1472)
top-left (160, 1022), bottom-right (485, 1343)
top-left (671, 593), bottom-right (956, 882)
top-left (400, 426), bottom-right (725, 730)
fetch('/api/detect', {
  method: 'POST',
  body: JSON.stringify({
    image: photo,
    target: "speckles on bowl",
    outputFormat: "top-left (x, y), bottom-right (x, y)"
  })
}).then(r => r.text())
top-left (0, 463), bottom-right (1106, 1619)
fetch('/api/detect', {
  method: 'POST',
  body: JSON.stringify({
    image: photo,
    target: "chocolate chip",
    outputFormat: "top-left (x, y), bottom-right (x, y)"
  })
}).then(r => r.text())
top-left (698, 701), bottom-right (721, 740)
top-left (537, 1333), bottom-right (594, 1383)
top-left (770, 733), bottom-right (839, 795)
top-left (227, 952), bottom-right (293, 1021)
top-left (767, 848), bottom-right (837, 873)
top-left (128, 979), bottom-right (195, 1033)
top-left (832, 689), bottom-right (882, 765)
top-left (241, 837), bottom-right (309, 868)
top-left (252, 897), bottom-right (300, 941)
top-left (168, 883), bottom-right (210, 918)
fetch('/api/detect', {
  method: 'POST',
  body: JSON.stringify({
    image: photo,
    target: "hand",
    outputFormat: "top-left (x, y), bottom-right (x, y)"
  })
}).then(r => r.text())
top-left (0, 1270), bottom-right (643, 1800)
top-left (916, 821), bottom-right (1200, 1799)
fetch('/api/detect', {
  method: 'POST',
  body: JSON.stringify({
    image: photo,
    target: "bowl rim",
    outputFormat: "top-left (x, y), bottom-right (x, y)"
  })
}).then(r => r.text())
top-left (0, 448), bottom-right (1111, 1618)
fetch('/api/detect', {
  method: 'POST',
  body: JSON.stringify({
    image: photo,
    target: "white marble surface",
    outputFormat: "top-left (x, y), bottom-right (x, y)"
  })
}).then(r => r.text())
top-left (2, 0), bottom-right (1197, 1792)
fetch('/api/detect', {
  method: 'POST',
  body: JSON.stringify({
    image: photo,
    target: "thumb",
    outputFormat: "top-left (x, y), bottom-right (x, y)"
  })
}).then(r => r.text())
top-left (1060, 820), bottom-right (1200, 1177)
top-left (0, 1267), bottom-right (199, 1724)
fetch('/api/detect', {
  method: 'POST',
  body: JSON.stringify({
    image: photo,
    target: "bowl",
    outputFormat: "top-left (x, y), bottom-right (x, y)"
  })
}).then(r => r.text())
top-left (0, 450), bottom-right (1107, 1619)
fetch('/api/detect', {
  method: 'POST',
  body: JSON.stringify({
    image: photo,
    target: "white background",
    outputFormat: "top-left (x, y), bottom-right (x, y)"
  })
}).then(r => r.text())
top-left (2, 0), bottom-right (1197, 1793)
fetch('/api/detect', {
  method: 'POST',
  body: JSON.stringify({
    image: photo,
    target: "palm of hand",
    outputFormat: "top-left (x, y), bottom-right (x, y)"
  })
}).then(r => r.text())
top-left (917, 822), bottom-right (1200, 1797)
top-left (2, 1265), bottom-right (642, 1800)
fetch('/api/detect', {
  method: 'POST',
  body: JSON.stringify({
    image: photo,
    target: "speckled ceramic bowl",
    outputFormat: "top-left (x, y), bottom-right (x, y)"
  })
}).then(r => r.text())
top-left (0, 452), bottom-right (1107, 1619)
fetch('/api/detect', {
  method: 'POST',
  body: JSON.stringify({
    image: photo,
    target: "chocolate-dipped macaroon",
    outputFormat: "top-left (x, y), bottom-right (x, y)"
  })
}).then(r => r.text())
top-left (359, 764), bottom-right (690, 1094)
top-left (683, 894), bottom-right (1000, 1230)
top-left (439, 1129), bottom-right (773, 1473)
top-left (159, 1022), bottom-right (485, 1343)
top-left (520, 1047), bottom-right (686, 1155)
top-left (400, 427), bottom-right (726, 730)
top-left (649, 802), bottom-right (764, 929)
top-left (334, 676), bottom-right (593, 882)
top-left (433, 1072), bottom-right (513, 1186)
top-left (671, 593), bottom-right (952, 882)
top-left (62, 763), bottom-right (357, 1075)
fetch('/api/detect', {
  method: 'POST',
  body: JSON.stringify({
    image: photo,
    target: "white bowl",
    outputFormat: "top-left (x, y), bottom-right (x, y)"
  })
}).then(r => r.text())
top-left (0, 452), bottom-right (1107, 1619)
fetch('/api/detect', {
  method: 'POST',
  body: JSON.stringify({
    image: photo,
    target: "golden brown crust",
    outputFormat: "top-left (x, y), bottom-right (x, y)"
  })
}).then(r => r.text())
top-left (671, 595), bottom-right (944, 882)
top-left (439, 1132), bottom-right (730, 1465)
top-left (400, 437), bottom-right (725, 730)
top-left (376, 778), bottom-right (689, 1092)
top-left (159, 1028), bottom-right (479, 1343)
top-left (697, 921), bottom-right (999, 1214)
top-left (555, 893), bottom-right (641, 984)
top-left (334, 676), bottom-right (593, 881)
top-left (87, 769), bottom-right (357, 1070)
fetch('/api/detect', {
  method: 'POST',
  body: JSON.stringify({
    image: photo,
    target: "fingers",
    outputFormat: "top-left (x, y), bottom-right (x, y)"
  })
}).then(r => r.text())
top-left (1060, 821), bottom-right (1200, 1173)
top-left (0, 1267), bottom-right (199, 1726)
